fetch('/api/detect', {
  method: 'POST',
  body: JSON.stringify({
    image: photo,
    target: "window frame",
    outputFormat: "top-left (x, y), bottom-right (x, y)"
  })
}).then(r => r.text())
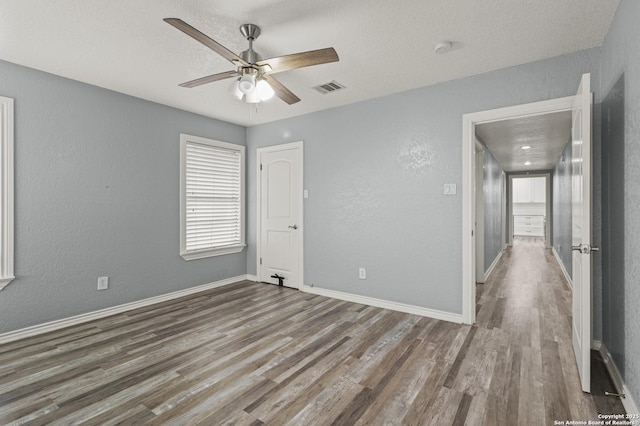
top-left (179, 133), bottom-right (245, 261)
top-left (0, 96), bottom-right (14, 290)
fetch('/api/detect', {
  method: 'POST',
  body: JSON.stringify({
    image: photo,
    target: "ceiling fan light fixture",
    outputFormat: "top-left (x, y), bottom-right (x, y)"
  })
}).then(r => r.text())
top-left (238, 73), bottom-right (256, 94)
top-left (257, 79), bottom-right (274, 101)
top-left (228, 79), bottom-right (243, 100)
top-left (245, 91), bottom-right (260, 103)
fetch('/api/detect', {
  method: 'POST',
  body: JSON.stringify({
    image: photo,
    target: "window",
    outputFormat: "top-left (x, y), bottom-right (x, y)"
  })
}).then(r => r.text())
top-left (180, 134), bottom-right (245, 260)
top-left (0, 96), bottom-right (14, 289)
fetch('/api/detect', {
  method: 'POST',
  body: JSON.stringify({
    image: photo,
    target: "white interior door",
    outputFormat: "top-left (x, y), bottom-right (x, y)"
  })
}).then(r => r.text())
top-left (571, 73), bottom-right (593, 393)
top-left (258, 143), bottom-right (303, 289)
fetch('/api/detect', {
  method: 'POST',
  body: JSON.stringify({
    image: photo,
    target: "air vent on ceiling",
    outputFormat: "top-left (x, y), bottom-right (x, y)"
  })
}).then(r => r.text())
top-left (313, 80), bottom-right (346, 94)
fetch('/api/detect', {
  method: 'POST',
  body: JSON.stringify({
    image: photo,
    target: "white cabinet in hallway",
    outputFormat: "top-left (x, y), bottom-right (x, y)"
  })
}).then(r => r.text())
top-left (513, 215), bottom-right (545, 237)
top-left (513, 177), bottom-right (546, 203)
top-left (531, 178), bottom-right (546, 203)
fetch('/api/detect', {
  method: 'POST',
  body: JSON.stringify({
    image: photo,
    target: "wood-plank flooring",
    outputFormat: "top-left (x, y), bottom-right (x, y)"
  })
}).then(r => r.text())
top-left (0, 238), bottom-right (624, 425)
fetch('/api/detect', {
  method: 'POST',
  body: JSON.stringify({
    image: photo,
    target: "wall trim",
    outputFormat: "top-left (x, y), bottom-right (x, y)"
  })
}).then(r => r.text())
top-left (301, 285), bottom-right (463, 324)
top-left (0, 96), bottom-right (14, 290)
top-left (0, 274), bottom-right (250, 345)
top-left (246, 274), bottom-right (258, 282)
top-left (484, 249), bottom-right (504, 282)
top-left (552, 246), bottom-right (573, 290)
top-left (475, 144), bottom-right (485, 284)
top-left (595, 340), bottom-right (640, 414)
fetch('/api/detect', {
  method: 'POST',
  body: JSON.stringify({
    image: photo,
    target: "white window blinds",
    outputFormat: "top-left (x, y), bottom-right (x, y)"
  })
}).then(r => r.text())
top-left (181, 135), bottom-right (245, 259)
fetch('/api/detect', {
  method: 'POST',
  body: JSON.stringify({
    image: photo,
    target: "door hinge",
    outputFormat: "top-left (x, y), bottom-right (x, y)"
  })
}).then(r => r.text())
top-left (260, 163), bottom-right (262, 171)
top-left (260, 257), bottom-right (262, 265)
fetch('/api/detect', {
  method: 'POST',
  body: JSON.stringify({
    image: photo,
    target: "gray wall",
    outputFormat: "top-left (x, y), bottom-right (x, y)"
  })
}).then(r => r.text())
top-left (482, 148), bottom-right (504, 272)
top-left (552, 140), bottom-right (572, 277)
top-left (600, 0), bottom-right (640, 402)
top-left (0, 60), bottom-right (247, 334)
top-left (247, 48), bottom-right (601, 315)
top-left (601, 74), bottom-right (625, 379)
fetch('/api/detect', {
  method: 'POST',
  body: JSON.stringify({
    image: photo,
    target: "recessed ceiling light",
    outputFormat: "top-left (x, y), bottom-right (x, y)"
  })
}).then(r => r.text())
top-left (524, 161), bottom-right (532, 166)
top-left (521, 145), bottom-right (531, 150)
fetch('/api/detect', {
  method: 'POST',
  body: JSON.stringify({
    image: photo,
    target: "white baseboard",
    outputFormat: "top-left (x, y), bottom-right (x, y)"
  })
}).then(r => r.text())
top-left (0, 274), bottom-right (250, 345)
top-left (484, 249), bottom-right (504, 282)
top-left (301, 285), bottom-right (463, 324)
top-left (246, 274), bottom-right (258, 282)
top-left (552, 247), bottom-right (573, 290)
top-left (595, 340), bottom-right (639, 414)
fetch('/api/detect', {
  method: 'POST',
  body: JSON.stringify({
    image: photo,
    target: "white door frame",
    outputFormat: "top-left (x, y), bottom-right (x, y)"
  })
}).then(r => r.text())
top-left (501, 171), bottom-right (507, 249)
top-left (256, 141), bottom-right (304, 287)
top-left (462, 95), bottom-right (575, 325)
top-left (475, 142), bottom-right (485, 283)
top-left (508, 173), bottom-right (552, 247)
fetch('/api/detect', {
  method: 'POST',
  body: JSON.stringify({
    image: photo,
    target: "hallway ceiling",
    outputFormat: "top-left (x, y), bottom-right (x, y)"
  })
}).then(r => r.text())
top-left (476, 111), bottom-right (572, 172)
top-left (0, 0), bottom-right (620, 126)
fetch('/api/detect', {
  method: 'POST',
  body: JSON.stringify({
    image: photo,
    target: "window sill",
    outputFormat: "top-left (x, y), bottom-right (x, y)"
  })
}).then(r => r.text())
top-left (180, 244), bottom-right (246, 261)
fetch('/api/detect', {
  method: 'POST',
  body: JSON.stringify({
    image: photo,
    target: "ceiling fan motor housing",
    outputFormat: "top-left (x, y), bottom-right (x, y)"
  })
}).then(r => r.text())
top-left (240, 49), bottom-right (262, 64)
top-left (239, 24), bottom-right (261, 41)
top-left (239, 24), bottom-right (262, 64)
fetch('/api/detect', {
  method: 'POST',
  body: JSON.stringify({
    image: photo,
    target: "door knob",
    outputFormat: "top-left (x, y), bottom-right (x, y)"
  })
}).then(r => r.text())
top-left (572, 244), bottom-right (600, 254)
top-left (288, 225), bottom-right (298, 230)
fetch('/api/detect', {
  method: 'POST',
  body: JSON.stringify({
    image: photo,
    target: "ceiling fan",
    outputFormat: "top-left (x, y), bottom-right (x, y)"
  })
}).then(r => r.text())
top-left (164, 18), bottom-right (339, 105)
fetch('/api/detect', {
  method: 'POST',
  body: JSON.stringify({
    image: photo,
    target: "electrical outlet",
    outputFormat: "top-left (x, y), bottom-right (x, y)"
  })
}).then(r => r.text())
top-left (97, 276), bottom-right (109, 290)
top-left (359, 267), bottom-right (366, 280)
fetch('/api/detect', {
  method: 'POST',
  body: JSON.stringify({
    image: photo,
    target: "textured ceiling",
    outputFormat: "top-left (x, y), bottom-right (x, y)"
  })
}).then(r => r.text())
top-left (0, 0), bottom-right (620, 126)
top-left (476, 111), bottom-right (572, 172)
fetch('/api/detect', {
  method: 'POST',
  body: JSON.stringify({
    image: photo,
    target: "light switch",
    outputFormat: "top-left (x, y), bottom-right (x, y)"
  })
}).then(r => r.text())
top-left (303, 189), bottom-right (309, 199)
top-left (97, 276), bottom-right (109, 290)
top-left (443, 184), bottom-right (457, 195)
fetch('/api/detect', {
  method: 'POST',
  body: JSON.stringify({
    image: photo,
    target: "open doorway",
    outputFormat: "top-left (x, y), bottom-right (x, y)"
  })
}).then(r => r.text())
top-left (462, 73), bottom-right (595, 393)
top-left (508, 174), bottom-right (552, 247)
top-left (467, 105), bottom-right (571, 310)
top-left (462, 95), bottom-right (575, 325)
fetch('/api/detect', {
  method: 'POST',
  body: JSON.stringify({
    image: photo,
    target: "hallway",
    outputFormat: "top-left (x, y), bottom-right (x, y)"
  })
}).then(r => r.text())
top-left (476, 238), bottom-right (624, 423)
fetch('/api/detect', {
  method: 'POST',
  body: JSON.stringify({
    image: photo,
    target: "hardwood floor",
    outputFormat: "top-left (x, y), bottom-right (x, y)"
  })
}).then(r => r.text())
top-left (0, 238), bottom-right (624, 425)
